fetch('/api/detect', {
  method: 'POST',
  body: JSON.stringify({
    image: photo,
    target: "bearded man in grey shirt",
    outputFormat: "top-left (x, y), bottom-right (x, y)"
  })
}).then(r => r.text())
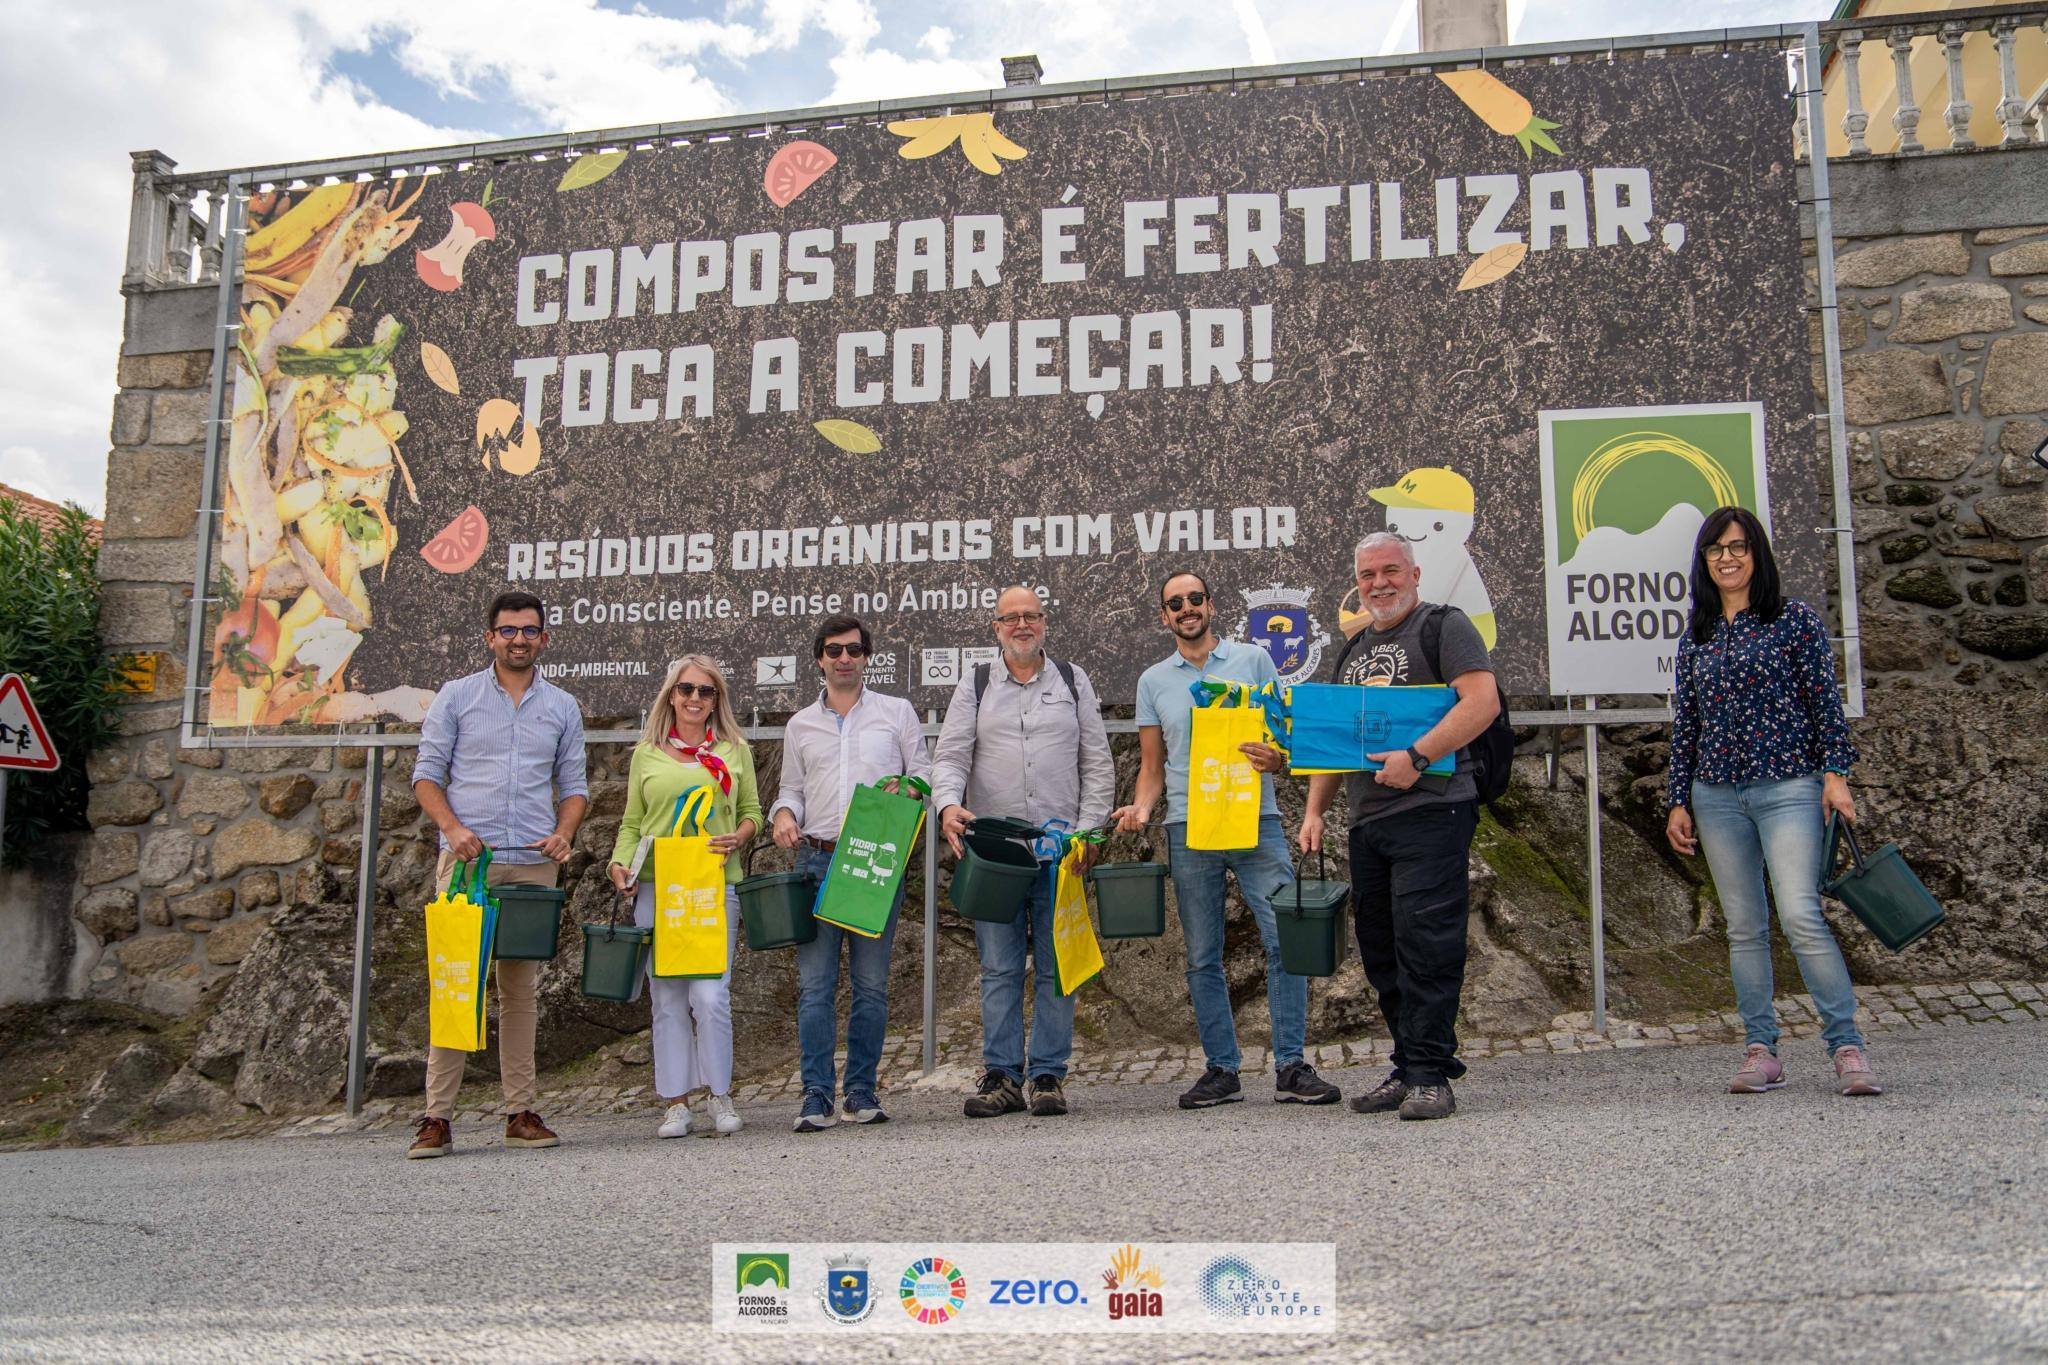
top-left (1295, 532), bottom-right (1500, 1122)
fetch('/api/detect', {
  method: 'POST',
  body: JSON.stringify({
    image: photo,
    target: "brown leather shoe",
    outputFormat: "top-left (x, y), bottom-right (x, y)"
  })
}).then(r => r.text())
top-left (504, 1110), bottom-right (560, 1148)
top-left (407, 1116), bottom-right (452, 1159)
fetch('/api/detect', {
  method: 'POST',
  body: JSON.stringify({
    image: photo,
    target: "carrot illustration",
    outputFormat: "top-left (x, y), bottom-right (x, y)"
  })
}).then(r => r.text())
top-left (1439, 70), bottom-right (1562, 157)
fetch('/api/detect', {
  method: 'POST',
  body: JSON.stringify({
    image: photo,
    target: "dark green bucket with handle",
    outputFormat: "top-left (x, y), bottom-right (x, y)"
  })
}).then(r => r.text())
top-left (492, 874), bottom-right (566, 960)
top-left (737, 844), bottom-right (819, 950)
top-left (579, 881), bottom-right (651, 1002)
top-left (948, 816), bottom-right (1045, 925)
top-left (1275, 848), bottom-right (1350, 977)
top-left (1091, 840), bottom-right (1167, 939)
top-left (1820, 813), bottom-right (1944, 952)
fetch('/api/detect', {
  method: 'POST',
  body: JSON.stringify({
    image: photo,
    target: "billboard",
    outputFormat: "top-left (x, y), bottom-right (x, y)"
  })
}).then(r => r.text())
top-left (203, 50), bottom-right (1825, 724)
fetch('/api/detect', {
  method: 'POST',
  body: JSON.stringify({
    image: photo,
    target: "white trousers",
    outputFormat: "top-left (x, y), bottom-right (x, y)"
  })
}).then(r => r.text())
top-left (633, 882), bottom-right (739, 1099)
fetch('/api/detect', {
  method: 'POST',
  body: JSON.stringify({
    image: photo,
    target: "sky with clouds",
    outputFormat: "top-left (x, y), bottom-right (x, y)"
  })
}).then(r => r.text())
top-left (0, 0), bottom-right (1816, 515)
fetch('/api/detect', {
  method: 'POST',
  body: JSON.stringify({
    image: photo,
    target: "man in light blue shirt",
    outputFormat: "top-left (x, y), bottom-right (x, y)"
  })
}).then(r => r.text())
top-left (1114, 571), bottom-right (1339, 1111)
top-left (407, 590), bottom-right (588, 1158)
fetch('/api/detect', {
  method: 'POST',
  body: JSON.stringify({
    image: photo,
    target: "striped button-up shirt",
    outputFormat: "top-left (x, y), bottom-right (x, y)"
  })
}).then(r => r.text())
top-left (412, 667), bottom-right (589, 865)
top-left (930, 657), bottom-right (1115, 842)
top-left (770, 688), bottom-right (931, 842)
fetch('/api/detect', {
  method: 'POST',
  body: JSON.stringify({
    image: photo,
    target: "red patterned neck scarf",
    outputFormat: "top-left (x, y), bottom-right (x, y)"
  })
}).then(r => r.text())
top-left (665, 725), bottom-right (732, 795)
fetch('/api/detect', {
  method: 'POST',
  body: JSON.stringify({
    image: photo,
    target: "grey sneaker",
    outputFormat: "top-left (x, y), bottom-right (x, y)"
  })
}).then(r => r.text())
top-left (1833, 1045), bottom-right (1884, 1097)
top-left (964, 1071), bottom-right (1026, 1118)
top-left (1729, 1044), bottom-right (1786, 1094)
top-left (840, 1089), bottom-right (889, 1124)
top-left (1027, 1074), bottom-right (1068, 1117)
top-left (1348, 1070), bottom-right (1410, 1114)
top-left (1274, 1061), bottom-right (1341, 1105)
top-left (793, 1088), bottom-right (837, 1133)
top-left (1398, 1083), bottom-right (1456, 1120)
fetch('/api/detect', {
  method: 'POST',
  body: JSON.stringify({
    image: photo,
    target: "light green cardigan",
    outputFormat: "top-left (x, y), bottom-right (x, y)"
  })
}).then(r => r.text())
top-left (610, 739), bottom-right (764, 885)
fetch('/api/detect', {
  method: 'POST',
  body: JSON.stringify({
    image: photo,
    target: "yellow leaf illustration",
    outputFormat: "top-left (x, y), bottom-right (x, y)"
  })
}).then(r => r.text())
top-left (419, 341), bottom-right (460, 395)
top-left (1456, 242), bottom-right (1529, 291)
top-left (886, 113), bottom-right (1027, 176)
top-left (1439, 71), bottom-right (1563, 157)
top-left (557, 149), bottom-right (627, 192)
top-left (813, 419), bottom-right (882, 454)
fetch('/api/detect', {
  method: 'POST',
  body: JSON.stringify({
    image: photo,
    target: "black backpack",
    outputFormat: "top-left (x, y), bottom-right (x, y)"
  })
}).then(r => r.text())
top-left (974, 658), bottom-right (1078, 704)
top-left (1418, 605), bottom-right (1515, 805)
top-left (1328, 605), bottom-right (1514, 805)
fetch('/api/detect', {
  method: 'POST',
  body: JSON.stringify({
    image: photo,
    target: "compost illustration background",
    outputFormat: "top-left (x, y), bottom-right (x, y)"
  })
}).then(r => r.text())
top-left (204, 51), bottom-right (1824, 722)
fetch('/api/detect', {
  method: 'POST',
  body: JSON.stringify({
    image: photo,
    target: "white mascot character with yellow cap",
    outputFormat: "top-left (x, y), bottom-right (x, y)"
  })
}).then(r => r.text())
top-left (1343, 466), bottom-right (1497, 649)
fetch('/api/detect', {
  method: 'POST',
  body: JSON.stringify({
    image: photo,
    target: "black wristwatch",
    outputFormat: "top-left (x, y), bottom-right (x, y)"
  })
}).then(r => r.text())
top-left (1405, 746), bottom-right (1429, 772)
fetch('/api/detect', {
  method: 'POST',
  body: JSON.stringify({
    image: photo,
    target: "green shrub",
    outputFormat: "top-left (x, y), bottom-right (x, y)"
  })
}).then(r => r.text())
top-left (0, 496), bottom-right (126, 865)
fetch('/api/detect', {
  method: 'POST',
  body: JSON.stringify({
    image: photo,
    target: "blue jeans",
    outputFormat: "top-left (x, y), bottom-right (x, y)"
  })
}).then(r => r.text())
top-left (1165, 816), bottom-right (1308, 1071)
top-left (973, 866), bottom-right (1073, 1081)
top-left (1691, 776), bottom-right (1864, 1054)
top-left (794, 846), bottom-right (902, 1097)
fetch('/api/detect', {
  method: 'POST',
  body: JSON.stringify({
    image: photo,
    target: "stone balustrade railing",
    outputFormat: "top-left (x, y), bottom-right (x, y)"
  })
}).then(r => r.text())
top-left (1799, 2), bottom-right (2048, 159)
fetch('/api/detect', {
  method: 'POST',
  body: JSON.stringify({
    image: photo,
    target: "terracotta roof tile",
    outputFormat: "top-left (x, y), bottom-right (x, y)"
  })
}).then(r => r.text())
top-left (0, 483), bottom-right (102, 545)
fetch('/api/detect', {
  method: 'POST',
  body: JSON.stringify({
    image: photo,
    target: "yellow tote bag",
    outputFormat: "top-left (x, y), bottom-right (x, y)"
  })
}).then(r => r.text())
top-left (1186, 683), bottom-right (1265, 851)
top-left (1051, 841), bottom-right (1104, 996)
top-left (652, 785), bottom-right (730, 979)
top-left (425, 854), bottom-right (495, 1051)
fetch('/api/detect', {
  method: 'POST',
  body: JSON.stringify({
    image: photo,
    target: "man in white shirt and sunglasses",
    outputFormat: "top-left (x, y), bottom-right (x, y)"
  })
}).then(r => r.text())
top-left (770, 614), bottom-right (930, 1132)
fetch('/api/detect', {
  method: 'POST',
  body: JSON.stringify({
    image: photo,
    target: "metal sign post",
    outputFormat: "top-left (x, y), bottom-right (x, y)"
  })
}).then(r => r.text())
top-left (343, 725), bottom-right (384, 1116)
top-left (1585, 699), bottom-right (1607, 1037)
top-left (923, 715), bottom-right (939, 1076)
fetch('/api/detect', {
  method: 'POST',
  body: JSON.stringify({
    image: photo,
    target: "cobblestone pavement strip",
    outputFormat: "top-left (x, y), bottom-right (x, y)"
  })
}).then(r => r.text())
top-left (0, 1015), bottom-right (2043, 1363)
top-left (301, 978), bottom-right (2048, 1135)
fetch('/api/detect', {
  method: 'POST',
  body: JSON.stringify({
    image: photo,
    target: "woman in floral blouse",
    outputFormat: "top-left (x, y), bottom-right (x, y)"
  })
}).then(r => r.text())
top-left (1665, 507), bottom-right (1881, 1098)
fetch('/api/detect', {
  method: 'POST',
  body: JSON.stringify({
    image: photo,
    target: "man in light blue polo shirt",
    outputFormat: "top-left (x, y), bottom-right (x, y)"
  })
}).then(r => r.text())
top-left (1113, 571), bottom-right (1340, 1111)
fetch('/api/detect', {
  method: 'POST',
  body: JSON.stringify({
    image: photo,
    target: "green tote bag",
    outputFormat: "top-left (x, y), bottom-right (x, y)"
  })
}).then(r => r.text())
top-left (1819, 813), bottom-right (1945, 953)
top-left (814, 776), bottom-right (929, 939)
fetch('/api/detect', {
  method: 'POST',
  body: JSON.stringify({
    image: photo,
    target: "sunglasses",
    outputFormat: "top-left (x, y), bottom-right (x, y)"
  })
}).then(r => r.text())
top-left (822, 642), bottom-right (868, 659)
top-left (673, 682), bottom-right (718, 699)
top-left (492, 625), bottom-right (544, 640)
top-left (1703, 541), bottom-right (1751, 562)
top-left (1163, 592), bottom-right (1208, 612)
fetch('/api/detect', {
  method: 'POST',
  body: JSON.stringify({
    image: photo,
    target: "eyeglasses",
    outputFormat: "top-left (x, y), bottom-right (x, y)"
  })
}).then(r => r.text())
top-left (822, 642), bottom-right (868, 659)
top-left (492, 625), bottom-right (544, 640)
top-left (994, 611), bottom-right (1045, 627)
top-left (1163, 592), bottom-right (1208, 612)
top-left (1703, 541), bottom-right (1751, 562)
top-left (673, 683), bottom-right (718, 699)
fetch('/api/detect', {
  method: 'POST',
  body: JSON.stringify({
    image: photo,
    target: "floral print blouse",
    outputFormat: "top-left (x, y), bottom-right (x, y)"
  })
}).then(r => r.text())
top-left (1666, 600), bottom-right (1858, 809)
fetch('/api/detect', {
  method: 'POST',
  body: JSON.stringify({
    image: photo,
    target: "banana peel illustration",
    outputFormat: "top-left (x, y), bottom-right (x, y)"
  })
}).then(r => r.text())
top-left (1439, 70), bottom-right (1562, 157)
top-left (887, 113), bottom-right (1027, 175)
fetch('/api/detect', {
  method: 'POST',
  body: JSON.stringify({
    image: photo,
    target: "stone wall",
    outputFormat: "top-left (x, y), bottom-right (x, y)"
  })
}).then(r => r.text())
top-left (58, 152), bottom-right (2048, 1116)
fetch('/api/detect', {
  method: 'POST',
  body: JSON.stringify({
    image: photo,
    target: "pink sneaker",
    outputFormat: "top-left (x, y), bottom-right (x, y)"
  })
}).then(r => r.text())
top-left (1833, 1046), bottom-right (1884, 1097)
top-left (1729, 1044), bottom-right (1785, 1093)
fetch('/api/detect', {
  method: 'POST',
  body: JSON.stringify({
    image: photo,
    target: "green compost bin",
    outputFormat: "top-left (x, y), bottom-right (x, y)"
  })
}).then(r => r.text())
top-left (579, 921), bottom-right (652, 1002)
top-left (1276, 875), bottom-right (1350, 977)
top-left (738, 869), bottom-right (820, 950)
top-left (947, 817), bottom-right (1045, 925)
top-left (491, 884), bottom-right (565, 960)
top-left (1090, 861), bottom-right (1167, 938)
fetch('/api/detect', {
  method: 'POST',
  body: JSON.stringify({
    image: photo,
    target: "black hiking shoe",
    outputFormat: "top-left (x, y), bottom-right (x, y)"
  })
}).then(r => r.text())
top-left (963, 1071), bottom-right (1026, 1118)
top-left (1348, 1070), bottom-right (1410, 1114)
top-left (1027, 1074), bottom-right (1068, 1116)
top-left (1274, 1061), bottom-right (1341, 1105)
top-left (1177, 1066), bottom-right (1244, 1110)
top-left (1398, 1082), bottom-right (1456, 1120)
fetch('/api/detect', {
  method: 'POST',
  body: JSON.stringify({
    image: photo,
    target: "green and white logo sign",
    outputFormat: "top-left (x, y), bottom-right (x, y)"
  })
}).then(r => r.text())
top-left (1538, 403), bottom-right (1770, 694)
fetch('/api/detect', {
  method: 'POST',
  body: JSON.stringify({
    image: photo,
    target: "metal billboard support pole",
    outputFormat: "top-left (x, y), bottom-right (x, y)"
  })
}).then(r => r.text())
top-left (1584, 699), bottom-right (1606, 1037)
top-left (922, 711), bottom-right (937, 1076)
top-left (344, 724), bottom-right (384, 1117)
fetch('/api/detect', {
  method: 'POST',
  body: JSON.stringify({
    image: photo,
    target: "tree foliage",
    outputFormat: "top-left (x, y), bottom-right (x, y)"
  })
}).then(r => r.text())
top-left (0, 496), bottom-right (125, 864)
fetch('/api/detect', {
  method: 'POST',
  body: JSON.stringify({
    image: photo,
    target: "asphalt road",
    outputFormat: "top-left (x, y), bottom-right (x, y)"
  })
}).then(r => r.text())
top-left (2, 1020), bottom-right (2044, 1364)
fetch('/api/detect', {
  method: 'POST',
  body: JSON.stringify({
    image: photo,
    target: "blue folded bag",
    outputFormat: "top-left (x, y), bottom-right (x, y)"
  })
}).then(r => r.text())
top-left (1287, 683), bottom-right (1457, 775)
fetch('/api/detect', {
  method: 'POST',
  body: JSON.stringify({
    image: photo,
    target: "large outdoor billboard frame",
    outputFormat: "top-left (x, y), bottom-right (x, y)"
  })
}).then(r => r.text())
top-left (171, 20), bottom-right (1862, 753)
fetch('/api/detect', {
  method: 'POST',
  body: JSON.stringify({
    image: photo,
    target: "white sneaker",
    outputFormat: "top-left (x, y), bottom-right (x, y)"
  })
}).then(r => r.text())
top-left (707, 1093), bottom-right (743, 1136)
top-left (657, 1101), bottom-right (693, 1139)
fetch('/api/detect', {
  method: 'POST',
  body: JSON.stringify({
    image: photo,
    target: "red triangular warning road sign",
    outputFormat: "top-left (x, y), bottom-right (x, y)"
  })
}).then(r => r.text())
top-left (0, 673), bottom-right (61, 772)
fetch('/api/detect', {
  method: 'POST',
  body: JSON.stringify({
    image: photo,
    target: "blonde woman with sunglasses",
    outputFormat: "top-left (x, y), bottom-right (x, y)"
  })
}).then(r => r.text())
top-left (608, 655), bottom-right (763, 1138)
